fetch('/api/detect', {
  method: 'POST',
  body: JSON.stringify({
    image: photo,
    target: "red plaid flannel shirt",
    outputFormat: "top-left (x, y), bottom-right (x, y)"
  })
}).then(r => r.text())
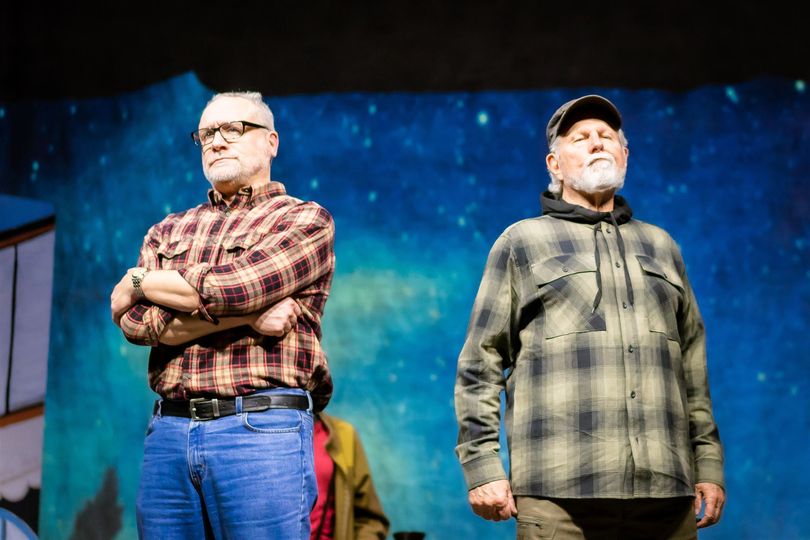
top-left (119, 181), bottom-right (335, 410)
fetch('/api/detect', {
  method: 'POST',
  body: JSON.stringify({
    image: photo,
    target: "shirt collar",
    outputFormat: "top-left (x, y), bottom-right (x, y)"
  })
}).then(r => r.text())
top-left (207, 181), bottom-right (287, 209)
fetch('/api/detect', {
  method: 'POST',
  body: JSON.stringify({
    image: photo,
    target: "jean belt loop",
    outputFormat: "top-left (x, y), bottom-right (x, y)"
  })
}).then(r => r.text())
top-left (305, 391), bottom-right (313, 413)
top-left (156, 399), bottom-right (163, 417)
top-left (235, 395), bottom-right (243, 414)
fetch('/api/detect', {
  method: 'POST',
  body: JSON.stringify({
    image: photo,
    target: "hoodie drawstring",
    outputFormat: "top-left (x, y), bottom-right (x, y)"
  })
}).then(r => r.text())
top-left (592, 224), bottom-right (603, 313)
top-left (592, 214), bottom-right (635, 312)
top-left (611, 212), bottom-right (635, 307)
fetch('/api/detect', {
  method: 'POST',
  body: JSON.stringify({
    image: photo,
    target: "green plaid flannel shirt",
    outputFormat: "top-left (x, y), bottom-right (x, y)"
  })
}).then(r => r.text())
top-left (455, 213), bottom-right (724, 498)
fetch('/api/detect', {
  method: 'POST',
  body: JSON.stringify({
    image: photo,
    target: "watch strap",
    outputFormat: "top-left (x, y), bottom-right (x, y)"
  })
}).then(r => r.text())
top-left (131, 268), bottom-right (148, 299)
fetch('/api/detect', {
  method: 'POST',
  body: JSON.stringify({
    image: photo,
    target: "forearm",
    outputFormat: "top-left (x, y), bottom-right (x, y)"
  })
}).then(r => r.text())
top-left (178, 205), bottom-right (334, 316)
top-left (141, 270), bottom-right (201, 312)
top-left (158, 312), bottom-right (254, 346)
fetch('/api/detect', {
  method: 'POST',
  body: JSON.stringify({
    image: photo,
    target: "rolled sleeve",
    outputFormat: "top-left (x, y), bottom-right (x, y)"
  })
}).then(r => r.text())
top-left (176, 262), bottom-right (217, 322)
top-left (119, 303), bottom-right (175, 346)
top-left (183, 203), bottom-right (335, 317)
top-left (119, 228), bottom-right (177, 345)
top-left (177, 262), bottom-right (211, 298)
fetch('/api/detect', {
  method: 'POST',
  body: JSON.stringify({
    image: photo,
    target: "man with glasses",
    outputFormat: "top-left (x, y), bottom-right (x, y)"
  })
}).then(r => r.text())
top-left (110, 91), bottom-right (335, 539)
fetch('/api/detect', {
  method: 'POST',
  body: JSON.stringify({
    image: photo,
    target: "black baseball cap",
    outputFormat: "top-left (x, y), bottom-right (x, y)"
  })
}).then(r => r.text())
top-left (546, 95), bottom-right (622, 149)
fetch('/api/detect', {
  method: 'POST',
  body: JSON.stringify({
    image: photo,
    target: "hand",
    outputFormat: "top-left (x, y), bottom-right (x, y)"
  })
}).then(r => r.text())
top-left (694, 482), bottom-right (725, 528)
top-left (251, 298), bottom-right (302, 337)
top-left (468, 479), bottom-right (517, 522)
top-left (110, 269), bottom-right (140, 325)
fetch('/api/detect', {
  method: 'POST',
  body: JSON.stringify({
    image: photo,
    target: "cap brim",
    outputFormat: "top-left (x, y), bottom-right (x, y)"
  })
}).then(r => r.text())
top-left (557, 95), bottom-right (622, 135)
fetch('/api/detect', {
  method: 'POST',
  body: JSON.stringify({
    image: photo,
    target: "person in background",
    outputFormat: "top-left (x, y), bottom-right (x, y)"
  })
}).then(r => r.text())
top-left (311, 412), bottom-right (390, 540)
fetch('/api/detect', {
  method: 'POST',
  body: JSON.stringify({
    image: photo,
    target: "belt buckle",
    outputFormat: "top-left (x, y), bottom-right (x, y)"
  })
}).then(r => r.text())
top-left (189, 397), bottom-right (220, 421)
top-left (189, 397), bottom-right (206, 421)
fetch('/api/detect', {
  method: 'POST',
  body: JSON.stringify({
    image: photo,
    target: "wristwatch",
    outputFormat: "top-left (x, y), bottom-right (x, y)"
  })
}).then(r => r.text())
top-left (131, 267), bottom-right (149, 299)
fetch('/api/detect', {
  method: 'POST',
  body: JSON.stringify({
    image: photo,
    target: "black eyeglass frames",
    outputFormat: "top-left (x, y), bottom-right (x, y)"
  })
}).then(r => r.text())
top-left (191, 120), bottom-right (269, 147)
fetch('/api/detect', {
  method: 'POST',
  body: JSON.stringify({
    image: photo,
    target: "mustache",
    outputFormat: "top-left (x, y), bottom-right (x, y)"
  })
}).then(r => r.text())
top-left (209, 155), bottom-right (236, 165)
top-left (585, 153), bottom-right (616, 167)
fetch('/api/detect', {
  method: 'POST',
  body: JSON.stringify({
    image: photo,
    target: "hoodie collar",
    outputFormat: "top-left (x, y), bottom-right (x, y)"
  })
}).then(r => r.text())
top-left (540, 190), bottom-right (633, 225)
top-left (540, 190), bottom-right (636, 312)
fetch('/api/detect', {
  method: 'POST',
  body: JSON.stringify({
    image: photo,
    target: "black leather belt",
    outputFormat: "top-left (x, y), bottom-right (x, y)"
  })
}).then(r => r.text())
top-left (157, 394), bottom-right (309, 421)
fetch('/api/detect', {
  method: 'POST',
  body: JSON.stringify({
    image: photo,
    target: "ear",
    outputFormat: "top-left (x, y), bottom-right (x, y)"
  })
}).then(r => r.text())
top-left (546, 152), bottom-right (562, 180)
top-left (266, 130), bottom-right (280, 159)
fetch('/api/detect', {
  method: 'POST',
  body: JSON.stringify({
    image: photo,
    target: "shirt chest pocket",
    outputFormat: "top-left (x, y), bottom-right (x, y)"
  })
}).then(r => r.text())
top-left (531, 254), bottom-right (606, 339)
top-left (156, 238), bottom-right (193, 270)
top-left (636, 254), bottom-right (684, 341)
top-left (221, 232), bottom-right (262, 258)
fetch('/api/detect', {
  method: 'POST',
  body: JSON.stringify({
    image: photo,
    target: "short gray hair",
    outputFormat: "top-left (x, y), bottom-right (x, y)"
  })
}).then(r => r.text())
top-left (546, 129), bottom-right (628, 194)
top-left (206, 91), bottom-right (275, 132)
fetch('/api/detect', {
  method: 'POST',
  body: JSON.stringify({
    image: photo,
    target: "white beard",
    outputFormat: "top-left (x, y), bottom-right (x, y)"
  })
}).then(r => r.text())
top-left (204, 154), bottom-right (266, 186)
top-left (567, 153), bottom-right (626, 194)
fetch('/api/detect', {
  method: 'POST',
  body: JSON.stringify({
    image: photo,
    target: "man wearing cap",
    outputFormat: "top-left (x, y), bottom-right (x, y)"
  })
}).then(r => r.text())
top-left (454, 95), bottom-right (725, 538)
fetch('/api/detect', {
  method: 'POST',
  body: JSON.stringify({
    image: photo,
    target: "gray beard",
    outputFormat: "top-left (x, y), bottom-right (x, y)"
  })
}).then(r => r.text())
top-left (567, 157), bottom-right (626, 194)
top-left (204, 155), bottom-right (265, 186)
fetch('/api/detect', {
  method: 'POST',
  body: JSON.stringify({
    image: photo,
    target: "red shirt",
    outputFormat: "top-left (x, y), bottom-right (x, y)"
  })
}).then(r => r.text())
top-left (310, 416), bottom-right (336, 539)
top-left (118, 181), bottom-right (335, 410)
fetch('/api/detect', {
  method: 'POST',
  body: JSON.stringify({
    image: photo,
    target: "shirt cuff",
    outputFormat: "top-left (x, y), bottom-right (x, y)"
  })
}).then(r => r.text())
top-left (694, 458), bottom-right (725, 490)
top-left (461, 454), bottom-right (507, 490)
top-left (121, 304), bottom-right (175, 346)
top-left (177, 263), bottom-right (217, 323)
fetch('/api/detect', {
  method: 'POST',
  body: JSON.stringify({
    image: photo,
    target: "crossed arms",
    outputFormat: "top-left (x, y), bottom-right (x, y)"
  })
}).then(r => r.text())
top-left (111, 268), bottom-right (301, 345)
top-left (111, 202), bottom-right (334, 346)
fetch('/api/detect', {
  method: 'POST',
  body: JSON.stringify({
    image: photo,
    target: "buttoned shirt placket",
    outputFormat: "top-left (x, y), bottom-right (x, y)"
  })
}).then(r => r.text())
top-left (598, 221), bottom-right (646, 495)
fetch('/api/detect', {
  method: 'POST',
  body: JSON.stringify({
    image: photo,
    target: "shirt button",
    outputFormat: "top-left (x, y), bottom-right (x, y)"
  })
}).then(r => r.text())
top-left (622, 302), bottom-right (628, 309)
top-left (630, 391), bottom-right (636, 398)
top-left (628, 345), bottom-right (635, 353)
top-left (615, 261), bottom-right (621, 268)
top-left (606, 227), bottom-right (612, 234)
top-left (563, 267), bottom-right (569, 272)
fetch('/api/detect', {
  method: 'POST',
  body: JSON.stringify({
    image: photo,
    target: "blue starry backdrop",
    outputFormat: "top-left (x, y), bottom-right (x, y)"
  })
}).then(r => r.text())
top-left (0, 74), bottom-right (808, 539)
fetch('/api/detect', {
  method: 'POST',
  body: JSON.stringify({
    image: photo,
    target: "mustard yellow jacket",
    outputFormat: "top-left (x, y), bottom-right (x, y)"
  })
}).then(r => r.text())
top-left (319, 413), bottom-right (390, 540)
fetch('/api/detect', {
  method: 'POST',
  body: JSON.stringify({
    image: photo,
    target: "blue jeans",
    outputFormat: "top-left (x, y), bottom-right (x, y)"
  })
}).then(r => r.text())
top-left (136, 389), bottom-right (317, 540)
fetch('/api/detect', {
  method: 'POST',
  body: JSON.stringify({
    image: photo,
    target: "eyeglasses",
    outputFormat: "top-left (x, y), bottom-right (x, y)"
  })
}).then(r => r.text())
top-left (191, 120), bottom-right (269, 147)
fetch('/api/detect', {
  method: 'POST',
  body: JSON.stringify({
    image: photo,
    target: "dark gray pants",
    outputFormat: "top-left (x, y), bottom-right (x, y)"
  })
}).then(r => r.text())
top-left (516, 497), bottom-right (697, 540)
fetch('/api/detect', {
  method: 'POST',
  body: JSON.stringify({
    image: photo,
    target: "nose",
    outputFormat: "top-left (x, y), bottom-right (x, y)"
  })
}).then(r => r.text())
top-left (207, 129), bottom-right (229, 151)
top-left (588, 131), bottom-right (603, 152)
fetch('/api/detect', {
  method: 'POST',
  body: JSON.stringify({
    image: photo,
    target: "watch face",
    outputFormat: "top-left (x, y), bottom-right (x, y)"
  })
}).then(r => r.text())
top-left (132, 269), bottom-right (145, 288)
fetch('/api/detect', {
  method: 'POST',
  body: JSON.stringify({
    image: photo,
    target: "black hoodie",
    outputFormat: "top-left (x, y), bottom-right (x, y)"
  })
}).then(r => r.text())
top-left (540, 190), bottom-right (635, 311)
